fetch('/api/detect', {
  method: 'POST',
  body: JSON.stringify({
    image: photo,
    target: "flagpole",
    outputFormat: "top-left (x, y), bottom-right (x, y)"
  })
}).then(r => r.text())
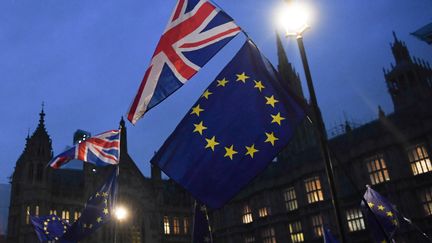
top-left (203, 206), bottom-right (214, 243)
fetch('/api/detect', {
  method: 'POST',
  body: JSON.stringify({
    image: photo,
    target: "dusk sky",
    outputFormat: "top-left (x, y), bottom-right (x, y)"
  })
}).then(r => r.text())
top-left (1, 0), bottom-right (431, 184)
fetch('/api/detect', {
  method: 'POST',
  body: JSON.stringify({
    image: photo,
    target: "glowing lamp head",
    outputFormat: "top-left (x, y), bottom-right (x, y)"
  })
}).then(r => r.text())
top-left (114, 206), bottom-right (128, 221)
top-left (276, 1), bottom-right (311, 37)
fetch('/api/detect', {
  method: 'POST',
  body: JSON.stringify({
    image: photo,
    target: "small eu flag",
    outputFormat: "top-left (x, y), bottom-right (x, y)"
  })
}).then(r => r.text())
top-left (62, 167), bottom-right (118, 241)
top-left (323, 227), bottom-right (339, 243)
top-left (30, 215), bottom-right (71, 242)
top-left (192, 202), bottom-right (212, 243)
top-left (151, 40), bottom-right (305, 208)
top-left (361, 186), bottom-right (399, 242)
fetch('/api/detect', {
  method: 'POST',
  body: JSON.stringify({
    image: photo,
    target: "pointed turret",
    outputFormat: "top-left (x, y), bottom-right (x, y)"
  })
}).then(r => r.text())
top-left (391, 31), bottom-right (412, 64)
top-left (276, 32), bottom-right (305, 99)
top-left (384, 32), bottom-right (432, 112)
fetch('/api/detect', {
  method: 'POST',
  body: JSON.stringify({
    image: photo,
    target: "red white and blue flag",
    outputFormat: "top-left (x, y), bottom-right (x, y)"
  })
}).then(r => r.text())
top-left (49, 130), bottom-right (120, 169)
top-left (127, 0), bottom-right (241, 124)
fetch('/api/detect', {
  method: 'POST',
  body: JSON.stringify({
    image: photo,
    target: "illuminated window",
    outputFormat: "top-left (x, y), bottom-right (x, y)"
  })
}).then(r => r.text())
top-left (35, 205), bottom-right (39, 217)
top-left (173, 217), bottom-right (180, 234)
top-left (283, 187), bottom-right (298, 211)
top-left (311, 214), bottom-right (323, 237)
top-left (242, 205), bottom-right (253, 224)
top-left (288, 221), bottom-right (304, 243)
top-left (25, 206), bottom-right (30, 224)
top-left (74, 211), bottom-right (81, 221)
top-left (62, 210), bottom-right (70, 222)
top-left (50, 209), bottom-right (57, 215)
top-left (261, 227), bottom-right (276, 243)
top-left (346, 208), bottom-right (365, 232)
top-left (164, 216), bottom-right (170, 235)
top-left (366, 154), bottom-right (390, 185)
top-left (183, 217), bottom-right (189, 234)
top-left (420, 187), bottom-right (432, 216)
top-left (244, 235), bottom-right (255, 243)
top-left (131, 225), bottom-right (141, 243)
top-left (258, 207), bottom-right (270, 218)
top-left (305, 177), bottom-right (324, 203)
top-left (407, 144), bottom-right (432, 175)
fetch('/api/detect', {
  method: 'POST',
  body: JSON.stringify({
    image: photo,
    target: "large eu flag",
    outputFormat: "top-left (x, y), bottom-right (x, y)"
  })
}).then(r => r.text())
top-left (361, 186), bottom-right (399, 242)
top-left (30, 215), bottom-right (71, 242)
top-left (151, 40), bottom-right (305, 208)
top-left (62, 167), bottom-right (118, 241)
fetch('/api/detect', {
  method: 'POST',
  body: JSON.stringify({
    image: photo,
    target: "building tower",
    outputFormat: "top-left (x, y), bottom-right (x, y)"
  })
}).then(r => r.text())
top-left (7, 106), bottom-right (53, 243)
top-left (384, 32), bottom-right (432, 112)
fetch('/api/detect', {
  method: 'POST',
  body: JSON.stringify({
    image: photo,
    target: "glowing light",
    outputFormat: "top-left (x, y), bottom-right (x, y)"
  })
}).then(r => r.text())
top-left (114, 206), bottom-right (128, 221)
top-left (276, 1), bottom-right (311, 37)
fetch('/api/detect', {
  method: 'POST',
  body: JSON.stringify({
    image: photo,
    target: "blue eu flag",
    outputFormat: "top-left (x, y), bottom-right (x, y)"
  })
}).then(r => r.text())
top-left (361, 186), bottom-right (399, 242)
top-left (151, 40), bottom-right (305, 208)
top-left (62, 167), bottom-right (118, 241)
top-left (192, 202), bottom-right (212, 243)
top-left (31, 215), bottom-right (71, 242)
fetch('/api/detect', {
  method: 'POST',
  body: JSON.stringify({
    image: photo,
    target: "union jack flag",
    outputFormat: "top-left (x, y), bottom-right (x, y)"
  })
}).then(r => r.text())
top-left (49, 130), bottom-right (120, 169)
top-left (127, 0), bottom-right (241, 124)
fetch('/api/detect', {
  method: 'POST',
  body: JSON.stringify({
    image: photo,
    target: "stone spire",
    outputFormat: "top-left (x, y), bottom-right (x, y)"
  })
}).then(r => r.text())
top-left (391, 31), bottom-right (411, 64)
top-left (276, 32), bottom-right (305, 99)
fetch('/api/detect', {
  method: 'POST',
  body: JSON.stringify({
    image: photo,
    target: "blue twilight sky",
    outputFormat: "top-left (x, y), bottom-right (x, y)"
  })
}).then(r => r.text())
top-left (0, 0), bottom-right (431, 183)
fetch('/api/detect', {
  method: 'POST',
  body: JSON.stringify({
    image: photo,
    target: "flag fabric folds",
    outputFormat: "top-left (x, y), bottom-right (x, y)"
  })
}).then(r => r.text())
top-left (361, 186), bottom-right (399, 242)
top-left (49, 130), bottom-right (120, 169)
top-left (323, 227), bottom-right (339, 243)
top-left (127, 0), bottom-right (241, 124)
top-left (151, 40), bottom-right (305, 208)
top-left (192, 202), bottom-right (212, 243)
top-left (62, 167), bottom-right (118, 241)
top-left (31, 215), bottom-right (71, 242)
top-left (411, 22), bottom-right (432, 45)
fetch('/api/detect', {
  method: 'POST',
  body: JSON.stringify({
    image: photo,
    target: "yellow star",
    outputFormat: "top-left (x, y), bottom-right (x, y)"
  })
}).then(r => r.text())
top-left (102, 192), bottom-right (108, 197)
top-left (236, 72), bottom-right (249, 83)
top-left (205, 136), bottom-right (219, 151)
top-left (190, 104), bottom-right (204, 116)
top-left (217, 78), bottom-right (229, 87)
top-left (392, 219), bottom-right (398, 226)
top-left (96, 217), bottom-right (102, 223)
top-left (265, 132), bottom-right (279, 146)
top-left (224, 145), bottom-right (238, 160)
top-left (368, 202), bottom-right (374, 208)
top-left (193, 121), bottom-right (207, 135)
top-left (103, 208), bottom-right (109, 215)
top-left (254, 80), bottom-right (265, 92)
top-left (386, 211), bottom-right (393, 217)
top-left (265, 95), bottom-right (279, 107)
top-left (202, 89), bottom-right (212, 99)
top-left (271, 112), bottom-right (286, 126)
top-left (245, 144), bottom-right (259, 158)
top-left (95, 192), bottom-right (100, 197)
top-left (378, 205), bottom-right (385, 211)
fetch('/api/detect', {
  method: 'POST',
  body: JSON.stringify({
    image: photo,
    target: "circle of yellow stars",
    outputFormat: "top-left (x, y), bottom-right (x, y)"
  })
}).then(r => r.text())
top-left (43, 216), bottom-right (68, 240)
top-left (190, 72), bottom-right (286, 161)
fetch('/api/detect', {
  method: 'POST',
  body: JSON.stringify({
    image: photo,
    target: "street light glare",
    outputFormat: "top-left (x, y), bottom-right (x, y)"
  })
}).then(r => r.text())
top-left (114, 206), bottom-right (128, 221)
top-left (276, 2), bottom-right (311, 37)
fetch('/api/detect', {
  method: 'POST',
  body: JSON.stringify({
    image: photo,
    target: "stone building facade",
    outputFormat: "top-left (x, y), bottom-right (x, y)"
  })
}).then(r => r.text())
top-left (6, 113), bottom-right (193, 243)
top-left (210, 33), bottom-right (432, 243)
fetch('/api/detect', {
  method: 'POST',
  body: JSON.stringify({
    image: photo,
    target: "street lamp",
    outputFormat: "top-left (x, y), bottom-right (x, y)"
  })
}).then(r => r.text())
top-left (114, 206), bottom-right (128, 221)
top-left (277, 2), bottom-right (347, 243)
top-left (113, 206), bottom-right (128, 243)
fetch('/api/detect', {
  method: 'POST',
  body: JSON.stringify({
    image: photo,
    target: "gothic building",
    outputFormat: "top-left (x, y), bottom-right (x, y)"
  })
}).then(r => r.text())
top-left (210, 33), bottom-right (432, 243)
top-left (6, 112), bottom-right (193, 243)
